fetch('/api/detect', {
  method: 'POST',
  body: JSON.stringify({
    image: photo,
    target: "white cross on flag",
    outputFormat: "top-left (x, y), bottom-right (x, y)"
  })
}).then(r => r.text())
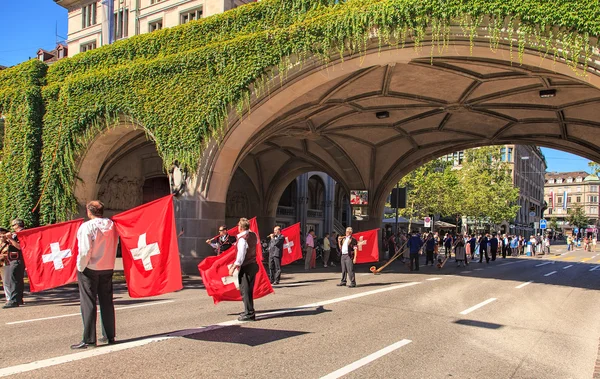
top-left (18, 219), bottom-right (83, 292)
top-left (112, 195), bottom-right (182, 298)
top-left (352, 229), bottom-right (380, 264)
top-left (280, 222), bottom-right (302, 265)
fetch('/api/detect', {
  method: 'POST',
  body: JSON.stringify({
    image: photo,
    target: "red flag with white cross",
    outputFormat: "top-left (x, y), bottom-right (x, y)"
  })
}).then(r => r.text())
top-left (198, 217), bottom-right (273, 304)
top-left (112, 195), bottom-right (183, 298)
top-left (352, 229), bottom-right (379, 264)
top-left (280, 223), bottom-right (302, 265)
top-left (18, 219), bottom-right (83, 292)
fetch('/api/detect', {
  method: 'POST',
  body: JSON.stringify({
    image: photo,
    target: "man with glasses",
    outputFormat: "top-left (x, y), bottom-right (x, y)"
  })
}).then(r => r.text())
top-left (2, 219), bottom-right (25, 308)
top-left (206, 225), bottom-right (236, 255)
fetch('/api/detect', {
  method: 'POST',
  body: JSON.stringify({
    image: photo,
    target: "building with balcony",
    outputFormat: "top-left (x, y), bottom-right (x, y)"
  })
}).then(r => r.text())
top-left (54, 0), bottom-right (256, 56)
top-left (543, 171), bottom-right (600, 236)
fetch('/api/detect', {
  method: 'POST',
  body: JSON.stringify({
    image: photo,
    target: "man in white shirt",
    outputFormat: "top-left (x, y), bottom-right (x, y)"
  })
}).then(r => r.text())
top-left (71, 200), bottom-right (119, 349)
top-left (229, 218), bottom-right (259, 321)
top-left (337, 227), bottom-right (358, 287)
top-left (305, 230), bottom-right (315, 270)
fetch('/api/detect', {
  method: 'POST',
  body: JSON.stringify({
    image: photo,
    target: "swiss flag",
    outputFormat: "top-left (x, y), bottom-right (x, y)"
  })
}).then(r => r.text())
top-left (112, 195), bottom-right (182, 298)
top-left (280, 223), bottom-right (302, 265)
top-left (352, 229), bottom-right (380, 264)
top-left (198, 217), bottom-right (273, 304)
top-left (18, 219), bottom-right (83, 292)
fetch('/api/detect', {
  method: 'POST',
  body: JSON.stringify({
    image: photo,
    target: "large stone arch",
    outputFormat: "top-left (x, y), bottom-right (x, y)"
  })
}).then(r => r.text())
top-left (74, 119), bottom-right (168, 218)
top-left (200, 33), bottom-right (600, 232)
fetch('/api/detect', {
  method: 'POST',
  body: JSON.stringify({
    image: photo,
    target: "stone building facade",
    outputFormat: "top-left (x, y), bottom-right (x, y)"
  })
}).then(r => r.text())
top-left (54, 0), bottom-right (256, 55)
top-left (543, 172), bottom-right (600, 236)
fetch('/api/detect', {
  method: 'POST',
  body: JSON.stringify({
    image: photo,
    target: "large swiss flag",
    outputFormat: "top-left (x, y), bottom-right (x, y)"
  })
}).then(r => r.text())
top-left (352, 229), bottom-right (380, 264)
top-left (18, 219), bottom-right (83, 292)
top-left (112, 195), bottom-right (182, 298)
top-left (280, 223), bottom-right (302, 266)
top-left (198, 217), bottom-right (273, 304)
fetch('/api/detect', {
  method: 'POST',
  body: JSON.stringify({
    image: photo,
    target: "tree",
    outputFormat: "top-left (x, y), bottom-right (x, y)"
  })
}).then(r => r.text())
top-left (548, 218), bottom-right (560, 232)
top-left (458, 147), bottom-right (520, 230)
top-left (589, 161), bottom-right (600, 176)
top-left (566, 205), bottom-right (589, 230)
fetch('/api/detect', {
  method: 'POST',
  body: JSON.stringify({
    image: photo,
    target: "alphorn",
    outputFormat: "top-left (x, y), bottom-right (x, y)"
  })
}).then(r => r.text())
top-left (370, 240), bottom-right (409, 274)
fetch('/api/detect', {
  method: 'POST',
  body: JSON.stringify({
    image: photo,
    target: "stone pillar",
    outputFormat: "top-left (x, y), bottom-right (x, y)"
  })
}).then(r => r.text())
top-left (174, 195), bottom-right (225, 274)
top-left (324, 176), bottom-right (335, 235)
top-left (297, 173), bottom-right (308, 234)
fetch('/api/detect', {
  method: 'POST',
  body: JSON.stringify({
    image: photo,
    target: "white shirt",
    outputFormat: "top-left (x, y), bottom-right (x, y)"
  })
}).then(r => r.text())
top-left (342, 236), bottom-right (351, 255)
top-left (234, 230), bottom-right (249, 267)
top-left (76, 218), bottom-right (118, 272)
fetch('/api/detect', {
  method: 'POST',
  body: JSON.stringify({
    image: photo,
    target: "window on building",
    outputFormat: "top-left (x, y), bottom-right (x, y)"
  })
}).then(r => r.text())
top-left (567, 177), bottom-right (573, 183)
top-left (508, 147), bottom-right (513, 162)
top-left (589, 195), bottom-right (598, 203)
top-left (576, 196), bottom-right (581, 203)
top-left (548, 208), bottom-right (552, 215)
top-left (576, 177), bottom-right (583, 182)
top-left (557, 196), bottom-right (563, 204)
top-left (149, 19), bottom-right (163, 32)
top-left (80, 41), bottom-right (96, 52)
top-left (591, 185), bottom-right (598, 192)
top-left (58, 49), bottom-right (64, 58)
top-left (180, 7), bottom-right (202, 24)
top-left (82, 2), bottom-right (97, 28)
top-left (114, 8), bottom-right (129, 40)
top-left (150, 0), bottom-right (165, 4)
top-left (567, 196), bottom-right (572, 204)
top-left (548, 179), bottom-right (554, 184)
top-left (500, 147), bottom-right (506, 161)
top-left (557, 178), bottom-right (563, 183)
top-left (458, 151), bottom-right (464, 165)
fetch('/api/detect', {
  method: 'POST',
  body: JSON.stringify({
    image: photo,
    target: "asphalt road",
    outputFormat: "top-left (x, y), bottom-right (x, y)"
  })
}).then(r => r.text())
top-left (1, 243), bottom-right (599, 378)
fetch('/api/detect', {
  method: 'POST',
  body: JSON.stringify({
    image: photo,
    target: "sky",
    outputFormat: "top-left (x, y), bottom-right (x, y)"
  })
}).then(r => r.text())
top-left (0, 1), bottom-right (68, 67)
top-left (0, 2), bottom-right (596, 174)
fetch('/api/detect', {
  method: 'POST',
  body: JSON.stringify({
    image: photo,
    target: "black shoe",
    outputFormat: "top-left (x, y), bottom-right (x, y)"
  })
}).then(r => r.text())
top-left (2, 302), bottom-right (18, 309)
top-left (348, 284), bottom-right (356, 288)
top-left (274, 281), bottom-right (279, 285)
top-left (238, 314), bottom-right (256, 322)
top-left (70, 341), bottom-right (95, 350)
top-left (98, 337), bottom-right (115, 344)
top-left (337, 283), bottom-right (346, 287)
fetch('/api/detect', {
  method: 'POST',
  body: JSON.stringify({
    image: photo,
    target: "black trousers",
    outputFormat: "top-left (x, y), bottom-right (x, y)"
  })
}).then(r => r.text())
top-left (3, 260), bottom-right (25, 305)
top-left (268, 255), bottom-right (281, 284)
top-left (479, 249), bottom-right (489, 263)
top-left (239, 263), bottom-right (258, 317)
top-left (502, 245), bottom-right (507, 258)
top-left (410, 253), bottom-right (419, 271)
top-left (491, 248), bottom-right (497, 261)
top-left (425, 250), bottom-right (434, 265)
top-left (340, 255), bottom-right (355, 285)
top-left (78, 269), bottom-right (115, 344)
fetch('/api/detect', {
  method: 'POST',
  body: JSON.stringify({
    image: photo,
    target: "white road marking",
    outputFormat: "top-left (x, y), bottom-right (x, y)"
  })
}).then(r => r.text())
top-left (460, 271), bottom-right (472, 274)
top-left (0, 282), bottom-right (422, 376)
top-left (515, 281), bottom-right (533, 289)
top-left (0, 336), bottom-right (173, 377)
top-left (274, 282), bottom-right (311, 287)
top-left (498, 260), bottom-right (528, 266)
top-left (535, 262), bottom-right (553, 267)
top-left (544, 271), bottom-right (557, 277)
top-left (320, 339), bottom-right (412, 379)
top-left (459, 298), bottom-right (497, 315)
top-left (359, 273), bottom-right (372, 276)
top-left (589, 266), bottom-right (600, 272)
top-left (6, 300), bottom-right (176, 325)
top-left (426, 278), bottom-right (442, 281)
top-left (474, 268), bottom-right (485, 271)
top-left (563, 265), bottom-right (573, 269)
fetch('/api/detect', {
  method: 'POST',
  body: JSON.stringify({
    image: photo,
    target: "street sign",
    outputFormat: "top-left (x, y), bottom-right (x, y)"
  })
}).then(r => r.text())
top-left (574, 227), bottom-right (579, 234)
top-left (424, 217), bottom-right (431, 228)
top-left (540, 219), bottom-right (547, 230)
top-left (529, 211), bottom-right (536, 217)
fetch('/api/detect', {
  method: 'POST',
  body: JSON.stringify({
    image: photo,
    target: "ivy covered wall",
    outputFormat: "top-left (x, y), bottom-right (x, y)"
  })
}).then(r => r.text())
top-left (0, 0), bottom-right (598, 226)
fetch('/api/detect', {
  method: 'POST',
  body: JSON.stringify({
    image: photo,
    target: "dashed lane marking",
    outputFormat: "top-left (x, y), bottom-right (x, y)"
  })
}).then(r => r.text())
top-left (535, 262), bottom-right (554, 267)
top-left (589, 266), bottom-right (600, 272)
top-left (515, 281), bottom-right (533, 289)
top-left (544, 271), bottom-right (557, 277)
top-left (563, 265), bottom-right (573, 269)
top-left (320, 339), bottom-right (412, 379)
top-left (426, 278), bottom-right (442, 281)
top-left (459, 298), bottom-right (497, 315)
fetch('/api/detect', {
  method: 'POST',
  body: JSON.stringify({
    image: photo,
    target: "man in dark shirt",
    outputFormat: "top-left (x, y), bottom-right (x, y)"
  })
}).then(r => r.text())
top-left (2, 219), bottom-right (25, 308)
top-left (407, 231), bottom-right (423, 271)
top-left (206, 225), bottom-right (236, 255)
top-left (424, 233), bottom-right (436, 266)
top-left (267, 226), bottom-right (285, 285)
top-left (489, 233), bottom-right (499, 261)
top-left (479, 234), bottom-right (489, 264)
top-left (468, 235), bottom-right (477, 260)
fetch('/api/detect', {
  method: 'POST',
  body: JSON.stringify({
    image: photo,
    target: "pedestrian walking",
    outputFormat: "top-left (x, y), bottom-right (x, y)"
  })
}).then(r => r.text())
top-left (454, 237), bottom-right (466, 267)
top-left (489, 233), bottom-right (499, 261)
top-left (323, 233), bottom-right (331, 268)
top-left (510, 235), bottom-right (519, 257)
top-left (305, 230), bottom-right (315, 271)
top-left (71, 201), bottom-right (118, 349)
top-left (479, 234), bottom-right (489, 263)
top-left (407, 231), bottom-right (423, 271)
